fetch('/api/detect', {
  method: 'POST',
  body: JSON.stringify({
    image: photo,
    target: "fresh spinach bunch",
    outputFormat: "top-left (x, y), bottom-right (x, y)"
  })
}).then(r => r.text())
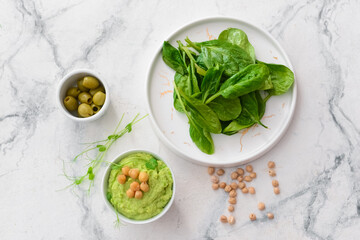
top-left (162, 28), bottom-right (294, 154)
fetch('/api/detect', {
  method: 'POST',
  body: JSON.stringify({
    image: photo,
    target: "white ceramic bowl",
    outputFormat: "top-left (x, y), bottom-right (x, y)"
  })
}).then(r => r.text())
top-left (57, 69), bottom-right (110, 122)
top-left (145, 17), bottom-right (297, 167)
top-left (102, 150), bottom-right (176, 224)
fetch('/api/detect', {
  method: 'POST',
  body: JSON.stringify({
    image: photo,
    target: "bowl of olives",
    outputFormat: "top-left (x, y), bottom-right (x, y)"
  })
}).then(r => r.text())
top-left (57, 69), bottom-right (110, 122)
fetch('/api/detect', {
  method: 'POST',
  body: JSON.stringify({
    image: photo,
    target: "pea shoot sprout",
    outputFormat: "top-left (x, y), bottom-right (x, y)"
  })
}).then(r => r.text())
top-left (62, 113), bottom-right (148, 193)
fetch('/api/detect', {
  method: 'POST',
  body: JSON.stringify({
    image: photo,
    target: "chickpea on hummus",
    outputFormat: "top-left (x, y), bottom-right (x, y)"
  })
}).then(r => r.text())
top-left (107, 153), bottom-right (173, 220)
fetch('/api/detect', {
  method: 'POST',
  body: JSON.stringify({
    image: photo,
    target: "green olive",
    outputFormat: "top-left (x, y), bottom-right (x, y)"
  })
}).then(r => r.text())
top-left (83, 76), bottom-right (100, 89)
top-left (77, 78), bottom-right (89, 92)
top-left (63, 96), bottom-right (78, 111)
top-left (78, 103), bottom-right (93, 118)
top-left (90, 103), bottom-right (101, 114)
top-left (78, 92), bottom-right (92, 104)
top-left (93, 92), bottom-right (106, 106)
top-left (89, 85), bottom-right (105, 96)
top-left (66, 87), bottom-right (80, 98)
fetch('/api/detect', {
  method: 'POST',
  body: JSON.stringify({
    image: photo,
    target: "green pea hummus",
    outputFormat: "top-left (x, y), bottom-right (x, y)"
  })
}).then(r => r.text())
top-left (107, 152), bottom-right (173, 220)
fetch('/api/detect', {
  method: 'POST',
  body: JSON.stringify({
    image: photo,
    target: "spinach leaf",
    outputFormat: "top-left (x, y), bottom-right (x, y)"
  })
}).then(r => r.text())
top-left (258, 75), bottom-right (273, 90)
top-left (173, 81), bottom-right (214, 154)
top-left (222, 120), bottom-right (255, 135)
top-left (174, 72), bottom-right (191, 95)
top-left (206, 64), bottom-right (269, 103)
top-left (173, 73), bottom-right (189, 113)
top-left (258, 61), bottom-right (294, 95)
top-left (186, 38), bottom-right (254, 76)
top-left (222, 91), bottom-right (267, 135)
top-left (162, 41), bottom-right (187, 75)
top-left (201, 65), bottom-right (225, 102)
top-left (255, 61), bottom-right (273, 90)
top-left (172, 59), bottom-right (200, 113)
top-left (208, 96), bottom-right (242, 121)
top-left (218, 28), bottom-right (256, 62)
top-left (189, 59), bottom-right (200, 94)
top-left (241, 92), bottom-right (267, 128)
top-left (255, 90), bottom-right (266, 118)
top-left (222, 103), bottom-right (256, 135)
top-left (196, 54), bottom-right (207, 70)
top-left (189, 115), bottom-right (215, 154)
top-left (179, 89), bottom-right (222, 134)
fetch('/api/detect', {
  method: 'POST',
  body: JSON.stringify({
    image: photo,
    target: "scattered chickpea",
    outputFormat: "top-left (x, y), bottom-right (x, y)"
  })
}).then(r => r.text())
top-left (220, 215), bottom-right (228, 223)
top-left (217, 169), bottom-right (225, 176)
top-left (274, 187), bottom-right (280, 194)
top-left (258, 202), bottom-right (265, 211)
top-left (267, 213), bottom-right (274, 219)
top-left (269, 169), bottom-right (276, 177)
top-left (211, 175), bottom-right (219, 183)
top-left (237, 176), bottom-right (244, 182)
top-left (238, 182), bottom-right (246, 189)
top-left (268, 161), bottom-right (275, 168)
top-left (228, 197), bottom-right (237, 204)
top-left (228, 215), bottom-right (236, 225)
top-left (272, 179), bottom-right (279, 187)
top-left (231, 171), bottom-right (238, 180)
top-left (126, 188), bottom-right (135, 198)
top-left (224, 185), bottom-right (232, 192)
top-left (130, 181), bottom-right (140, 191)
top-left (135, 190), bottom-right (143, 199)
top-left (249, 187), bottom-right (256, 194)
top-left (139, 172), bottom-right (149, 182)
top-left (244, 176), bottom-right (252, 182)
top-left (140, 182), bottom-right (149, 192)
top-left (230, 182), bottom-right (238, 190)
top-left (229, 190), bottom-right (237, 197)
top-left (208, 167), bottom-right (215, 175)
top-left (242, 187), bottom-right (249, 194)
top-left (219, 182), bottom-right (226, 189)
top-left (129, 168), bottom-right (140, 179)
top-left (250, 172), bottom-right (257, 179)
top-left (249, 213), bottom-right (257, 221)
top-left (117, 174), bottom-right (126, 184)
top-left (212, 183), bottom-right (219, 190)
top-left (122, 166), bottom-right (130, 176)
top-left (228, 205), bottom-right (234, 212)
top-left (237, 168), bottom-right (245, 175)
top-left (245, 165), bottom-right (253, 173)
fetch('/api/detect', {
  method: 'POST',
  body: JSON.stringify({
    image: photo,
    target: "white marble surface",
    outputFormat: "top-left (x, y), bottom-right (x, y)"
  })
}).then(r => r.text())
top-left (1, 0), bottom-right (360, 239)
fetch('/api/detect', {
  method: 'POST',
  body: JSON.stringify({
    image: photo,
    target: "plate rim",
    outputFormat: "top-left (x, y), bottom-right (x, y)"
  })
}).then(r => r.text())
top-left (145, 16), bottom-right (297, 167)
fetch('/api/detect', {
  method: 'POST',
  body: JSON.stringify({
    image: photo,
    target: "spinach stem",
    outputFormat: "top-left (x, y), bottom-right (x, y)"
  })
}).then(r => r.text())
top-left (195, 65), bottom-right (207, 76)
top-left (205, 92), bottom-right (221, 104)
top-left (264, 92), bottom-right (273, 103)
top-left (185, 37), bottom-right (201, 52)
top-left (257, 121), bottom-right (268, 128)
top-left (180, 45), bottom-right (206, 76)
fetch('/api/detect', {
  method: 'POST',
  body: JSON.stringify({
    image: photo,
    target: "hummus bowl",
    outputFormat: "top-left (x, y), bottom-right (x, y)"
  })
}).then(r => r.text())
top-left (102, 150), bottom-right (175, 224)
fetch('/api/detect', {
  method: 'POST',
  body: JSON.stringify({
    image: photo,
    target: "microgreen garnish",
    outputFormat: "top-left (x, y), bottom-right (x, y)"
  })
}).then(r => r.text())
top-left (106, 192), bottom-right (112, 201)
top-left (145, 157), bottom-right (158, 170)
top-left (62, 113), bottom-right (148, 193)
top-left (96, 145), bottom-right (106, 152)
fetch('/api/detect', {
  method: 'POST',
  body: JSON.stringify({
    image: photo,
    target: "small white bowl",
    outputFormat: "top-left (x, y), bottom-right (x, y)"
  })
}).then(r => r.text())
top-left (57, 69), bottom-right (110, 122)
top-left (102, 150), bottom-right (176, 224)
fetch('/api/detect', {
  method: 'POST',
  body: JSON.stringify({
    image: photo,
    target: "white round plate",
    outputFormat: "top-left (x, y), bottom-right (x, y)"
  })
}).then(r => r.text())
top-left (146, 17), bottom-right (297, 167)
